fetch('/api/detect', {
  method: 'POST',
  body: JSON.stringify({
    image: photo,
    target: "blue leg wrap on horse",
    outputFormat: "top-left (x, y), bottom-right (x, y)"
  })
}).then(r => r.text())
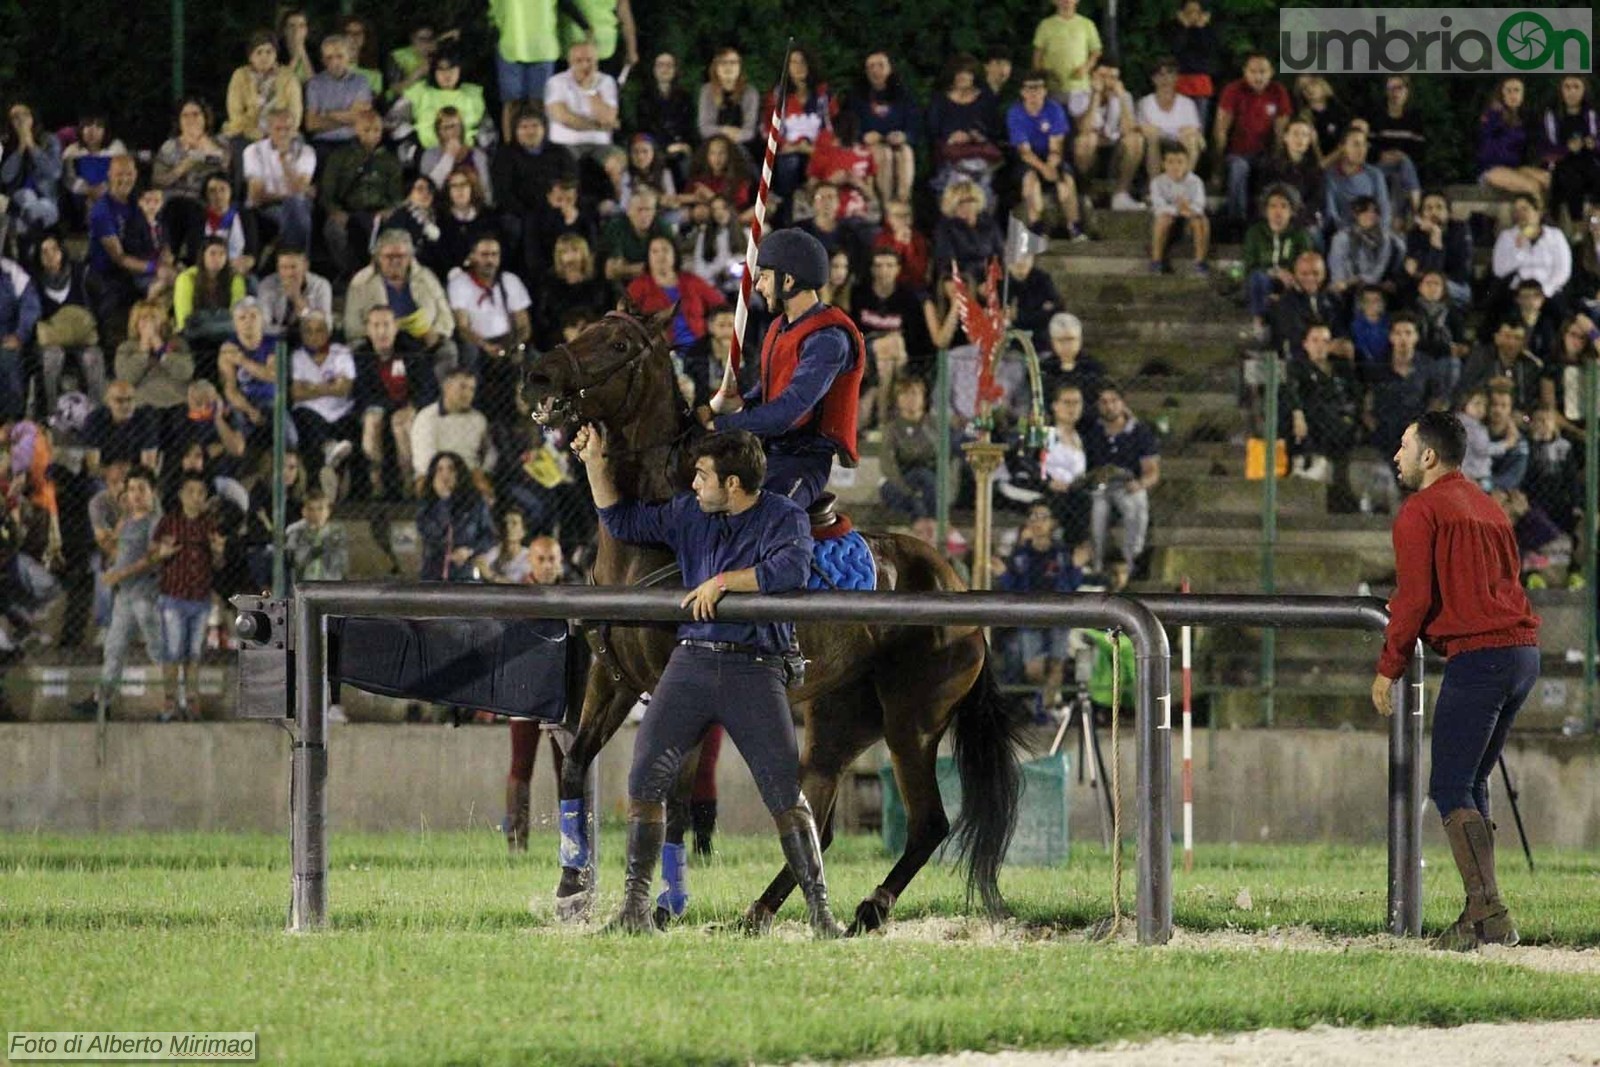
top-left (655, 842), bottom-right (689, 917)
top-left (558, 799), bottom-right (589, 869)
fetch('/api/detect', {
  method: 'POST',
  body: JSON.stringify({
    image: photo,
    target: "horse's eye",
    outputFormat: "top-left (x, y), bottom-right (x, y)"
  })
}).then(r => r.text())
top-left (612, 341), bottom-right (627, 353)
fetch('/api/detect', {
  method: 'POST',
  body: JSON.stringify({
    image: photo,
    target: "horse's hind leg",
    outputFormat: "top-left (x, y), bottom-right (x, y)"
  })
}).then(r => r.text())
top-left (852, 737), bottom-right (948, 935)
top-left (553, 666), bottom-right (634, 921)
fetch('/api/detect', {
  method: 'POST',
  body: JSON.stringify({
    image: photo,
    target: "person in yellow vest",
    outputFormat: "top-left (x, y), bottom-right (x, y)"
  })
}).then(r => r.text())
top-left (490, 0), bottom-right (564, 144)
top-left (558, 0), bottom-right (638, 76)
top-left (395, 49), bottom-right (489, 152)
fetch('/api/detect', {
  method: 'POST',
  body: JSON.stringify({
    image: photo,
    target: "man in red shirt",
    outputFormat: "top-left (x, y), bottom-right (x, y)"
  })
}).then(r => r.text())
top-left (1373, 411), bottom-right (1540, 951)
top-left (1211, 53), bottom-right (1290, 224)
top-left (154, 474), bottom-right (226, 721)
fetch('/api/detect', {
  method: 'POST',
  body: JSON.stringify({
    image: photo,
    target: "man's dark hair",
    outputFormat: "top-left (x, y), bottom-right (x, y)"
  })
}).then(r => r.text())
top-left (1302, 318), bottom-right (1332, 340)
top-left (1514, 278), bottom-right (1544, 294)
top-left (692, 430), bottom-right (766, 492)
top-left (1153, 55), bottom-right (1181, 75)
top-left (303, 486), bottom-right (330, 506)
top-left (1389, 310), bottom-right (1418, 330)
top-left (1350, 194), bottom-right (1378, 215)
top-left (1412, 411), bottom-right (1466, 467)
top-left (125, 465), bottom-right (156, 490)
top-left (1497, 317), bottom-right (1528, 334)
top-left (179, 473), bottom-right (210, 495)
top-left (1161, 141), bottom-right (1189, 160)
top-left (1511, 190), bottom-right (1543, 212)
top-left (1021, 69), bottom-right (1051, 87)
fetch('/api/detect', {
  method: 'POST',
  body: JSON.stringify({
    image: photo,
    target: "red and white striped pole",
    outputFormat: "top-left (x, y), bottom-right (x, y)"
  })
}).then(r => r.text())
top-left (728, 38), bottom-right (796, 379)
top-left (1181, 576), bottom-right (1195, 873)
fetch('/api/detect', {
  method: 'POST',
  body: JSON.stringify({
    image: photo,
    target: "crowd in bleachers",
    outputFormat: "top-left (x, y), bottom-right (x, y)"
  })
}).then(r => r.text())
top-left (1, 0), bottom-right (1598, 717)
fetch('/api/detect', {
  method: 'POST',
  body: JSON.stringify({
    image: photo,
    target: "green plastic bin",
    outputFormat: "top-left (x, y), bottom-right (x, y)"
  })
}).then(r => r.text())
top-left (878, 751), bottom-right (1071, 866)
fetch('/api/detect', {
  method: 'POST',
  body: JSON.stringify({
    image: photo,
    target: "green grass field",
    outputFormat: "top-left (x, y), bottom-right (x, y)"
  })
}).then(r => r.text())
top-left (3, 831), bottom-right (1597, 1066)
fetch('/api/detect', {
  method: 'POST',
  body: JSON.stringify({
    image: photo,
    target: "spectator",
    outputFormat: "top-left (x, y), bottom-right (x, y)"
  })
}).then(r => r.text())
top-left (556, 0), bottom-right (638, 74)
top-left (1462, 319), bottom-right (1544, 412)
top-left (1031, 0), bottom-right (1101, 115)
top-left (1484, 384), bottom-right (1529, 491)
top-left (420, 108), bottom-right (494, 209)
top-left (72, 465), bottom-right (164, 719)
top-left (0, 102), bottom-right (63, 250)
top-left (1539, 75), bottom-right (1600, 227)
top-left (122, 185), bottom-right (179, 305)
top-left (184, 173), bottom-right (260, 280)
top-left (1477, 76), bottom-right (1548, 198)
top-left (1212, 53), bottom-right (1291, 224)
top-left (1292, 75), bottom-right (1350, 163)
top-left (385, 176), bottom-right (447, 274)
top-left (680, 305), bottom-right (753, 412)
top-left (34, 236), bottom-right (106, 410)
top-left (1349, 286), bottom-right (1392, 370)
top-left (397, 50), bottom-right (490, 152)
top-left (1269, 251), bottom-right (1353, 360)
top-left (1323, 126), bottom-right (1390, 234)
top-left (1148, 142), bottom-right (1210, 274)
top-left (1491, 192), bottom-right (1572, 302)
top-left (448, 235), bottom-right (533, 419)
top-left (1409, 270), bottom-right (1472, 370)
top-left (924, 54), bottom-right (1003, 198)
top-left (1004, 250), bottom-right (1065, 353)
top-left (1403, 191), bottom-right (1473, 305)
top-left (626, 235), bottom-right (725, 351)
top-left (476, 503), bottom-right (537, 582)
top-left (433, 166), bottom-right (501, 278)
top-left (339, 15), bottom-right (383, 96)
top-left (1510, 278), bottom-right (1560, 365)
top-left (544, 39), bottom-right (621, 164)
top-left (242, 448), bottom-right (305, 591)
top-left (386, 23), bottom-right (445, 100)
top-left (1257, 117), bottom-right (1324, 235)
top-left (1137, 57), bottom-right (1205, 179)
top-left (620, 134), bottom-right (682, 225)
top-left (1362, 321), bottom-right (1442, 509)
top-left (765, 46), bottom-right (834, 213)
top-left (60, 112), bottom-right (128, 225)
top-left (820, 249), bottom-right (855, 316)
top-left (344, 228), bottom-right (458, 370)
top-left (1456, 388), bottom-right (1493, 489)
top-left (152, 98), bottom-right (232, 241)
top-left (1074, 65), bottom-right (1145, 211)
top-left (217, 298), bottom-right (283, 450)
top-left (151, 473), bottom-right (224, 721)
top-left (496, 422), bottom-right (593, 554)
top-left (681, 194), bottom-right (748, 298)
top-left (0, 255), bottom-right (40, 420)
top-left (161, 380), bottom-right (246, 480)
top-left (1367, 75), bottom-right (1425, 220)
top-left (319, 110), bottom-right (406, 280)
top-left (1083, 383), bottom-right (1159, 575)
top-left (807, 113), bottom-right (881, 228)
top-left (878, 375), bottom-right (950, 521)
top-left (599, 187), bottom-right (670, 285)
top-left (492, 105), bottom-right (578, 263)
top-left (1542, 313), bottom-right (1600, 434)
top-left (411, 368), bottom-right (495, 489)
top-left (633, 52), bottom-right (695, 180)
top-left (1038, 383), bottom-right (1092, 540)
top-left (416, 449), bottom-right (496, 580)
top-left (488, 0), bottom-right (562, 143)
top-left (277, 8), bottom-right (314, 84)
top-left (284, 486), bottom-right (349, 582)
top-left (85, 380), bottom-right (160, 479)
top-left (1328, 195), bottom-right (1405, 297)
top-left (1499, 486), bottom-right (1572, 588)
top-left (872, 199), bottom-right (931, 289)
top-left (223, 31), bottom-right (304, 146)
top-left (304, 34), bottom-right (375, 155)
top-left (1040, 311), bottom-right (1105, 400)
top-left (1286, 321), bottom-right (1361, 507)
top-left (173, 238), bottom-right (247, 356)
top-left (795, 183), bottom-right (859, 263)
top-left (88, 157), bottom-right (173, 337)
top-left (851, 50), bottom-right (921, 207)
top-left (933, 180), bottom-right (1006, 278)
top-left (697, 46), bottom-right (760, 159)
top-left (257, 248), bottom-right (334, 349)
top-left (353, 305), bottom-right (431, 501)
top-left (1523, 407), bottom-right (1581, 533)
top-left (983, 46), bottom-right (1014, 103)
top-left (85, 460), bottom-right (131, 640)
top-left (243, 104), bottom-right (317, 251)
top-left (1242, 185), bottom-right (1315, 341)
top-left (523, 176), bottom-right (598, 285)
top-left (115, 301), bottom-right (194, 414)
top-left (1005, 70), bottom-right (1084, 239)
top-left (290, 311), bottom-right (360, 499)
top-left (684, 134), bottom-right (754, 218)
top-left (995, 502), bottom-right (1088, 693)
top-left (535, 233), bottom-right (611, 348)
top-left (1164, 0), bottom-right (1219, 127)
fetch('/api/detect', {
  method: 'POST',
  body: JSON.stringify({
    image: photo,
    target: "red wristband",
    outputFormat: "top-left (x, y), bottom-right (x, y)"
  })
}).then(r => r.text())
top-left (715, 572), bottom-right (728, 593)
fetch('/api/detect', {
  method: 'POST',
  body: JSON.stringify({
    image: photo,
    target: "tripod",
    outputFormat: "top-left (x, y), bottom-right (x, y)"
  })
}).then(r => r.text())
top-left (1498, 755), bottom-right (1535, 872)
top-left (1047, 685), bottom-right (1115, 848)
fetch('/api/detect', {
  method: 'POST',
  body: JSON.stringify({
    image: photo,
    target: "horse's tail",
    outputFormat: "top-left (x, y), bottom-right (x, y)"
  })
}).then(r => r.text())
top-left (948, 640), bottom-right (1028, 918)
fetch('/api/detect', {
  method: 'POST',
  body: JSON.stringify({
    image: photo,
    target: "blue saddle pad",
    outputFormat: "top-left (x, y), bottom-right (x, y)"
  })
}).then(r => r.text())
top-left (808, 529), bottom-right (877, 591)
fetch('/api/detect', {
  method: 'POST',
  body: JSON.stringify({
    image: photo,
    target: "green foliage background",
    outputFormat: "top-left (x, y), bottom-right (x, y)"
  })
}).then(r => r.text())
top-left (2, 0), bottom-right (1594, 183)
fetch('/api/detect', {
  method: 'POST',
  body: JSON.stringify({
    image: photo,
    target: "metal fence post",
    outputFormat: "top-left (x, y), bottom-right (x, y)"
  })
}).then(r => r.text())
top-left (1260, 351), bottom-right (1279, 727)
top-left (935, 348), bottom-right (951, 546)
top-left (271, 339), bottom-right (289, 599)
top-left (1585, 360), bottom-right (1597, 733)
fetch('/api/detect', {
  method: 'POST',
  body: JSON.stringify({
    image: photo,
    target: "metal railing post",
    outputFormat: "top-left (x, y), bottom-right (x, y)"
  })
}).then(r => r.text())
top-left (1260, 352), bottom-right (1279, 727)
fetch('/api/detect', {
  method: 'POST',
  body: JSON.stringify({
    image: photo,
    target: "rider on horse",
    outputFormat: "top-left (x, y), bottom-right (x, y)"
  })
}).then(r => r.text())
top-left (707, 228), bottom-right (867, 513)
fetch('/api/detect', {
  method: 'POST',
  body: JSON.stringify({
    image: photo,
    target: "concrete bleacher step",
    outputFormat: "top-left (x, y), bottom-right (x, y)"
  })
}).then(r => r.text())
top-left (1151, 544), bottom-right (1384, 593)
top-left (1152, 474), bottom-right (1325, 520)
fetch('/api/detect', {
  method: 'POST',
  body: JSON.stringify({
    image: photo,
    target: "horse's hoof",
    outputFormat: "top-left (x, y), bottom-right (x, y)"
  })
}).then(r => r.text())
top-left (554, 868), bottom-right (595, 923)
top-left (738, 901), bottom-right (776, 937)
top-left (849, 888), bottom-right (896, 936)
top-left (652, 905), bottom-right (673, 931)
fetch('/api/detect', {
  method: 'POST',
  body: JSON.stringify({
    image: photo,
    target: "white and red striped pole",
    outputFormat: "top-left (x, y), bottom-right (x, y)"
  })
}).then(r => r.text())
top-left (727, 38), bottom-right (796, 381)
top-left (1181, 575), bottom-right (1195, 873)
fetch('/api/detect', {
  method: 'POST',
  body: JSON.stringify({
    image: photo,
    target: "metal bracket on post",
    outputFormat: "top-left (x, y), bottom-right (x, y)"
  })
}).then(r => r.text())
top-left (231, 595), bottom-right (295, 720)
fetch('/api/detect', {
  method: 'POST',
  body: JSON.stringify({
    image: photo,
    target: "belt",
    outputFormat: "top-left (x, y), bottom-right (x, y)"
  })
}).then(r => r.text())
top-left (678, 639), bottom-right (766, 656)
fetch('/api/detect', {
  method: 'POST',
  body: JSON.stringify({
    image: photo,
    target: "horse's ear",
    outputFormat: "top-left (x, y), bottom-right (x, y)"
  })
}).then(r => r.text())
top-left (616, 296), bottom-right (642, 317)
top-left (645, 303), bottom-right (678, 342)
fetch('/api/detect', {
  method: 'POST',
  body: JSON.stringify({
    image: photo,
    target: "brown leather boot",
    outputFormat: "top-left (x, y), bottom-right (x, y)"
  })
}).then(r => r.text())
top-left (775, 799), bottom-right (846, 940)
top-left (505, 779), bottom-right (531, 853)
top-left (603, 799), bottom-right (665, 935)
top-left (1435, 808), bottom-right (1518, 951)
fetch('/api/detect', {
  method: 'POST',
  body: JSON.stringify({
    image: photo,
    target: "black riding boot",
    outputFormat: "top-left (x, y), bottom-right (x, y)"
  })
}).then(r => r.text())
top-left (690, 799), bottom-right (718, 857)
top-left (604, 799), bottom-right (665, 935)
top-left (775, 799), bottom-right (846, 939)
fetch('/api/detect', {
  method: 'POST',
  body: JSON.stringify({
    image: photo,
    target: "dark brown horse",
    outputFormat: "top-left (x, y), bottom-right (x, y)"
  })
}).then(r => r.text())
top-left (521, 306), bottom-right (1025, 934)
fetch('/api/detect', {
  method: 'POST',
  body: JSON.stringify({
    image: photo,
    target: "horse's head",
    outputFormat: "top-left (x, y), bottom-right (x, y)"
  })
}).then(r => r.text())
top-left (520, 304), bottom-right (676, 431)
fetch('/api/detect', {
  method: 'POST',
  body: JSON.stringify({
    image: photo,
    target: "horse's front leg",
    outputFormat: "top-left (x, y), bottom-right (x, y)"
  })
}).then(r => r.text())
top-left (552, 664), bottom-right (634, 922)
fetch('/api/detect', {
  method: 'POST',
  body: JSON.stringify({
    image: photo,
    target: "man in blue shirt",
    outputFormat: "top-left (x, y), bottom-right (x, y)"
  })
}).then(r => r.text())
top-left (574, 425), bottom-right (846, 938)
top-left (1006, 70), bottom-right (1085, 240)
top-left (89, 157), bottom-right (172, 337)
top-left (1084, 382), bottom-right (1161, 574)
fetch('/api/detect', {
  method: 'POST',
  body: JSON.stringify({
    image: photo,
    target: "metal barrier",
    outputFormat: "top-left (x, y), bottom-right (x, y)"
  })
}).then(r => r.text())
top-left (246, 584), bottom-right (1174, 942)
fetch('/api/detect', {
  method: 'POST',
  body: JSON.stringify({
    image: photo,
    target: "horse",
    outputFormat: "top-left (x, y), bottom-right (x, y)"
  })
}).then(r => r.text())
top-left (520, 305), bottom-right (1026, 934)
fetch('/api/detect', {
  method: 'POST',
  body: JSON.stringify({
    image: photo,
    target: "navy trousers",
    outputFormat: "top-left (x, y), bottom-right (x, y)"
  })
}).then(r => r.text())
top-left (764, 451), bottom-right (832, 510)
top-left (1428, 644), bottom-right (1540, 819)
